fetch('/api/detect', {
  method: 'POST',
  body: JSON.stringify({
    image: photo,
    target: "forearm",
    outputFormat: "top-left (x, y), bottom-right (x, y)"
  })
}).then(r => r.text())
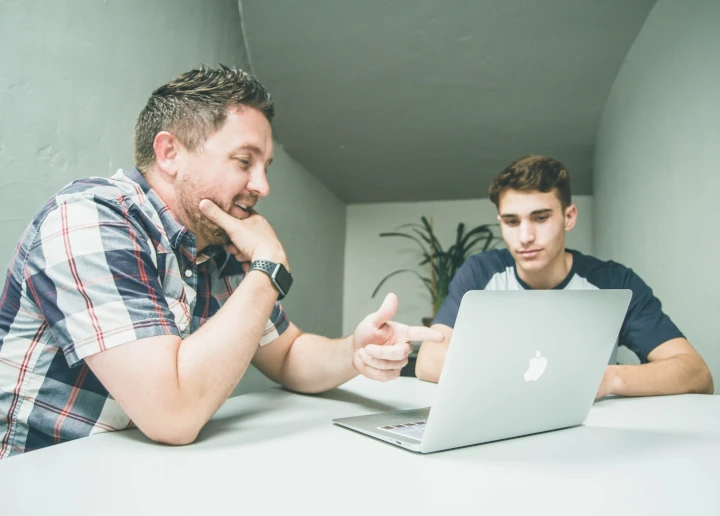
top-left (174, 271), bottom-right (278, 428)
top-left (415, 341), bottom-right (447, 383)
top-left (276, 333), bottom-right (358, 394)
top-left (608, 353), bottom-right (714, 397)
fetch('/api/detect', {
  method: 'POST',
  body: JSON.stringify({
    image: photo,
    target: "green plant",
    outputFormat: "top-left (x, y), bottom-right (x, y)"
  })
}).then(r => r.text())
top-left (371, 216), bottom-right (501, 318)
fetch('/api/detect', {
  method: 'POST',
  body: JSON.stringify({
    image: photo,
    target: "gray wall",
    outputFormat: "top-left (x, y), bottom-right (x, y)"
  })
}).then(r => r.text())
top-left (593, 0), bottom-right (719, 388)
top-left (235, 141), bottom-right (346, 395)
top-left (0, 0), bottom-right (249, 273)
top-left (0, 0), bottom-right (346, 394)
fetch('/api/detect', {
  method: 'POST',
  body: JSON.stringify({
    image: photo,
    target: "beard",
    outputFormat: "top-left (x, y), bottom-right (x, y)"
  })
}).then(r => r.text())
top-left (176, 176), bottom-right (231, 247)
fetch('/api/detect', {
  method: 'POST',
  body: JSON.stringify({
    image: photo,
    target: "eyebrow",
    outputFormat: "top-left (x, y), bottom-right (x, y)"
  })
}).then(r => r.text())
top-left (232, 144), bottom-right (273, 166)
top-left (500, 209), bottom-right (553, 219)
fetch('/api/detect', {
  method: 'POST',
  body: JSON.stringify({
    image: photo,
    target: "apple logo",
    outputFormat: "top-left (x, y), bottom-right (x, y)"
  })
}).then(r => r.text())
top-left (524, 351), bottom-right (547, 382)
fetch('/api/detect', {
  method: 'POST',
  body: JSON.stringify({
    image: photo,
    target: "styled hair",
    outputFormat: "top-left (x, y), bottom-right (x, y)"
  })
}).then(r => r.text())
top-left (134, 64), bottom-right (275, 173)
top-left (489, 155), bottom-right (571, 209)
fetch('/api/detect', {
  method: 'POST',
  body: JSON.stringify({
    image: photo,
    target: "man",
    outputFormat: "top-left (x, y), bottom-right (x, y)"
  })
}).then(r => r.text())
top-left (415, 155), bottom-right (713, 398)
top-left (0, 65), bottom-right (443, 458)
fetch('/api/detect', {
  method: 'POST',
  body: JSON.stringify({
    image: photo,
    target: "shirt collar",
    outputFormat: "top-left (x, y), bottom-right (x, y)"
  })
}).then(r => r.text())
top-left (118, 168), bottom-right (228, 266)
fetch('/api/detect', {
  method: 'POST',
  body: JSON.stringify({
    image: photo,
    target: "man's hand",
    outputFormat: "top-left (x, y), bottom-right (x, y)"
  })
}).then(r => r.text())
top-left (596, 365), bottom-right (622, 399)
top-left (595, 340), bottom-right (714, 400)
top-left (199, 199), bottom-right (288, 269)
top-left (352, 293), bottom-right (445, 382)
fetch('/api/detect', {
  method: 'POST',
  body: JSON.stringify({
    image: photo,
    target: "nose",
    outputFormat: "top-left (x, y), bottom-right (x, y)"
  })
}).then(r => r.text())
top-left (518, 220), bottom-right (535, 246)
top-left (247, 166), bottom-right (270, 198)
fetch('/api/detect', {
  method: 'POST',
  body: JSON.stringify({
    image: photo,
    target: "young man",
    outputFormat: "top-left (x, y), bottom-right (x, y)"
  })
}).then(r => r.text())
top-left (0, 65), bottom-right (443, 458)
top-left (415, 155), bottom-right (713, 398)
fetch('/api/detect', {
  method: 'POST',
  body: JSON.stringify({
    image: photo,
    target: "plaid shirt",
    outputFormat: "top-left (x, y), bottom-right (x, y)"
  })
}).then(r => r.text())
top-left (0, 168), bottom-right (289, 458)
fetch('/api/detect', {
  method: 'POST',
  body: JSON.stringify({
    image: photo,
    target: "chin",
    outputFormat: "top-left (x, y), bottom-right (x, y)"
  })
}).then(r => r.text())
top-left (200, 227), bottom-right (230, 247)
top-left (514, 255), bottom-right (547, 271)
top-left (519, 260), bottom-right (543, 269)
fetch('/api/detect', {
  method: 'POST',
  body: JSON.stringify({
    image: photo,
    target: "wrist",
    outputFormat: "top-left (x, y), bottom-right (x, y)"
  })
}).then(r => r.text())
top-left (610, 365), bottom-right (624, 395)
top-left (347, 335), bottom-right (361, 375)
top-left (606, 365), bottom-right (623, 396)
top-left (253, 249), bottom-right (288, 270)
top-left (245, 269), bottom-right (280, 299)
top-left (248, 259), bottom-right (293, 300)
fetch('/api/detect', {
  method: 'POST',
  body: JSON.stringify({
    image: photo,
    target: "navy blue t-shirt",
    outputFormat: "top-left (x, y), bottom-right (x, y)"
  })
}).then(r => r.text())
top-left (433, 249), bottom-right (683, 363)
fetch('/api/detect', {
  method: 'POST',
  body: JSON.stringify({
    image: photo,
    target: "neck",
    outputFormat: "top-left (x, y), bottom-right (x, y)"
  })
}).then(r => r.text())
top-left (517, 250), bottom-right (573, 290)
top-left (145, 168), bottom-right (206, 250)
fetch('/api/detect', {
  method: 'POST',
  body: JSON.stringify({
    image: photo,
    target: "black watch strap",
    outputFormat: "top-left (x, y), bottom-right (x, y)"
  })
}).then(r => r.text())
top-left (249, 260), bottom-right (292, 300)
top-left (250, 259), bottom-right (276, 277)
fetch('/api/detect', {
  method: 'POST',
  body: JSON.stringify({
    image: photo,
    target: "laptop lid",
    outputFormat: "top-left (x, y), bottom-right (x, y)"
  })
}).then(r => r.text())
top-left (419, 289), bottom-right (632, 453)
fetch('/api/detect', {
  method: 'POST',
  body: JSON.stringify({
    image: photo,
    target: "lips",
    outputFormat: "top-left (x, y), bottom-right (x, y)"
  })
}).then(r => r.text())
top-left (518, 249), bottom-right (542, 258)
top-left (232, 202), bottom-right (254, 218)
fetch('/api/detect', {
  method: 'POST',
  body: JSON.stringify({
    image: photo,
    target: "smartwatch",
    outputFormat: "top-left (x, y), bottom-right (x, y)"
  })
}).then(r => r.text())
top-left (249, 260), bottom-right (293, 300)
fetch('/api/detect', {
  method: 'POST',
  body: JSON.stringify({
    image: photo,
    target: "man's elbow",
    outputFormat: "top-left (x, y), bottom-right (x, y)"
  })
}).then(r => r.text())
top-left (134, 407), bottom-right (203, 446)
top-left (680, 352), bottom-right (714, 394)
top-left (141, 422), bottom-right (201, 446)
top-left (697, 362), bottom-right (714, 394)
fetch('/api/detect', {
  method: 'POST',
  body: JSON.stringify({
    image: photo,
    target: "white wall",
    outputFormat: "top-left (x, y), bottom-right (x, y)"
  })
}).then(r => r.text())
top-left (343, 196), bottom-right (593, 335)
top-left (0, 0), bottom-right (346, 395)
top-left (593, 0), bottom-right (720, 388)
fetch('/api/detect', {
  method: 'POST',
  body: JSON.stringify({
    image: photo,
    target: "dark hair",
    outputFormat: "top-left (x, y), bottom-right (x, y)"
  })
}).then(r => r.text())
top-left (134, 64), bottom-right (275, 173)
top-left (489, 155), bottom-right (571, 209)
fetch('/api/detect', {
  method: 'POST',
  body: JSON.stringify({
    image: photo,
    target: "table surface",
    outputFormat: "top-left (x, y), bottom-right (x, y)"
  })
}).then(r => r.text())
top-left (1, 377), bottom-right (719, 515)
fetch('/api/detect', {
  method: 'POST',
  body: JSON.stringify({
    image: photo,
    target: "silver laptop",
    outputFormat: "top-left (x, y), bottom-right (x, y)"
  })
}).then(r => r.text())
top-left (333, 289), bottom-right (632, 453)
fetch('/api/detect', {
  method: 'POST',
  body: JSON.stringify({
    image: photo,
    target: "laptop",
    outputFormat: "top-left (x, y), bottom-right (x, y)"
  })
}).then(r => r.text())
top-left (333, 289), bottom-right (632, 453)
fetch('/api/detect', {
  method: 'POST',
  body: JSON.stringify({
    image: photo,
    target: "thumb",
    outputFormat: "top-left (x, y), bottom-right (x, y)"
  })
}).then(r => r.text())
top-left (199, 199), bottom-right (234, 230)
top-left (370, 293), bottom-right (398, 327)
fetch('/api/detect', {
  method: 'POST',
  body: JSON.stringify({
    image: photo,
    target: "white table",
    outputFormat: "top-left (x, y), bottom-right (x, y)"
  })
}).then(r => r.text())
top-left (1, 377), bottom-right (719, 515)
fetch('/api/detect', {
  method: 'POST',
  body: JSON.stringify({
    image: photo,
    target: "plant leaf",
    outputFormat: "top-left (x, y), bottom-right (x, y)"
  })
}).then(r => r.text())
top-left (457, 225), bottom-right (495, 249)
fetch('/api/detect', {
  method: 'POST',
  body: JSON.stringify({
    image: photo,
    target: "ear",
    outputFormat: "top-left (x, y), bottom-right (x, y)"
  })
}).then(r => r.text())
top-left (153, 131), bottom-right (183, 178)
top-left (564, 204), bottom-right (578, 231)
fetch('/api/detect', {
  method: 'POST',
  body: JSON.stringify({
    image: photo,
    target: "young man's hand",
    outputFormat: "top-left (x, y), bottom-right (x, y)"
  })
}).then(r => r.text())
top-left (199, 199), bottom-right (288, 270)
top-left (352, 293), bottom-right (445, 382)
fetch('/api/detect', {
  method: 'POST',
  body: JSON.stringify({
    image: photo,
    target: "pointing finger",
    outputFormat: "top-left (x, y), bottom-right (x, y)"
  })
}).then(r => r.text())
top-left (405, 326), bottom-right (445, 343)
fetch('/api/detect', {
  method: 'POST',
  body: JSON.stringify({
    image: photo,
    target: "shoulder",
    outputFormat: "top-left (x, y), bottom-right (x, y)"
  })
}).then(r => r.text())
top-left (455, 249), bottom-right (514, 288)
top-left (570, 249), bottom-right (638, 289)
top-left (25, 177), bottom-right (157, 264)
top-left (38, 173), bottom-right (164, 232)
top-left (465, 248), bottom-right (513, 271)
top-left (54, 175), bottom-right (145, 211)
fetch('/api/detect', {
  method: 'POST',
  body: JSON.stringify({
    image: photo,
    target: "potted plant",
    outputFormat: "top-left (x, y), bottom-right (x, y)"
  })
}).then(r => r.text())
top-left (371, 216), bottom-right (501, 326)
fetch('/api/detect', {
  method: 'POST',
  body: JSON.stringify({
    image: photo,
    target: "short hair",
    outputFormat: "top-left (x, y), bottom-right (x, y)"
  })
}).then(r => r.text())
top-left (134, 64), bottom-right (275, 173)
top-left (489, 155), bottom-right (571, 210)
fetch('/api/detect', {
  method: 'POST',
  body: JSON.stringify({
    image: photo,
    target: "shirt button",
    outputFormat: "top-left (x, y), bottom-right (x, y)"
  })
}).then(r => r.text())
top-left (178, 322), bottom-right (187, 332)
top-left (184, 269), bottom-right (193, 278)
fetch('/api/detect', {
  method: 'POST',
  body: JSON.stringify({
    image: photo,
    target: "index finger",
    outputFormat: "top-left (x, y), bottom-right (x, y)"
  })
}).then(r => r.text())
top-left (405, 326), bottom-right (445, 343)
top-left (198, 199), bottom-right (237, 230)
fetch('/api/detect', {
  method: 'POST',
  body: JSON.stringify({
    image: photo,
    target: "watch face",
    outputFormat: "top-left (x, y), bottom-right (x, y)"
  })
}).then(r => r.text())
top-left (272, 264), bottom-right (293, 295)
